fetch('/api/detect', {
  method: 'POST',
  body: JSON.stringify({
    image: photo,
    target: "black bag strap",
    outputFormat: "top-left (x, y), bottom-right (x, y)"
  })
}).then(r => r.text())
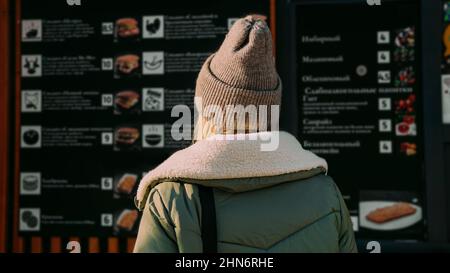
top-left (198, 185), bottom-right (217, 253)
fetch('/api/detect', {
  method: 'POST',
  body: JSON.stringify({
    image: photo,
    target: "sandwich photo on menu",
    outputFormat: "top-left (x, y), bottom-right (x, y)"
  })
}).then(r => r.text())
top-left (114, 54), bottom-right (140, 78)
top-left (114, 90), bottom-right (140, 115)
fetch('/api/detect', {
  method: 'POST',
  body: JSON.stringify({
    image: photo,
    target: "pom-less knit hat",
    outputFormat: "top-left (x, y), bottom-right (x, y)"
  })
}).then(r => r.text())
top-left (195, 15), bottom-right (282, 136)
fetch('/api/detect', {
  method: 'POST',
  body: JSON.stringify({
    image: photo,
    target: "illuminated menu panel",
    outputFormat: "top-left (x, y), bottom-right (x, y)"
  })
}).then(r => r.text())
top-left (296, 1), bottom-right (424, 239)
top-left (17, 0), bottom-right (272, 237)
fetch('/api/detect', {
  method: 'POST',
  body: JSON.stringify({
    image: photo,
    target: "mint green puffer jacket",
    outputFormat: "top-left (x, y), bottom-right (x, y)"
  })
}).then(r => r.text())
top-left (133, 132), bottom-right (357, 253)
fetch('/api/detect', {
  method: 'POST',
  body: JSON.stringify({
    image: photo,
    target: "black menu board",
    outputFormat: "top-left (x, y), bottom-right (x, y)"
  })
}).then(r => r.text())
top-left (296, 1), bottom-right (425, 240)
top-left (17, 0), bottom-right (273, 237)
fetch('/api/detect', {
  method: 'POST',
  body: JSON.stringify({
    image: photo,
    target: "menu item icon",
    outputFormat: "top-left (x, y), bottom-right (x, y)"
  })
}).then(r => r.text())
top-left (20, 172), bottom-right (41, 195)
top-left (377, 51), bottom-right (390, 64)
top-left (395, 94), bottom-right (415, 114)
top-left (114, 126), bottom-right (140, 151)
top-left (22, 20), bottom-right (42, 42)
top-left (395, 121), bottom-right (416, 136)
top-left (142, 88), bottom-right (164, 111)
top-left (395, 26), bottom-right (415, 48)
top-left (21, 126), bottom-right (41, 148)
top-left (394, 95), bottom-right (416, 136)
top-left (22, 55), bottom-right (42, 77)
top-left (377, 31), bottom-right (389, 44)
top-left (19, 208), bottom-right (40, 231)
top-left (442, 75), bottom-right (450, 124)
top-left (394, 27), bottom-right (415, 62)
top-left (115, 18), bottom-right (140, 39)
top-left (114, 90), bottom-right (140, 115)
top-left (115, 209), bottom-right (138, 232)
top-left (115, 173), bottom-right (137, 195)
top-left (143, 15), bottom-right (164, 38)
top-left (21, 90), bottom-right (42, 113)
top-left (143, 52), bottom-right (164, 75)
top-left (395, 66), bottom-right (415, 86)
top-left (142, 124), bottom-right (164, 148)
top-left (356, 65), bottom-right (367, 77)
top-left (377, 71), bottom-right (391, 84)
top-left (101, 22), bottom-right (114, 35)
top-left (400, 142), bottom-right (417, 156)
top-left (114, 54), bottom-right (140, 78)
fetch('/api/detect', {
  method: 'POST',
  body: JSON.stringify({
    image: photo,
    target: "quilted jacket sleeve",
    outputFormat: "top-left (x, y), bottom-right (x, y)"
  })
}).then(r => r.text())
top-left (133, 187), bottom-right (178, 253)
top-left (333, 183), bottom-right (358, 253)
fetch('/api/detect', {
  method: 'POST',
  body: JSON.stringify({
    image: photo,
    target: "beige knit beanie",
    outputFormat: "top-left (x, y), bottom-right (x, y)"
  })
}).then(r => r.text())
top-left (194, 15), bottom-right (282, 139)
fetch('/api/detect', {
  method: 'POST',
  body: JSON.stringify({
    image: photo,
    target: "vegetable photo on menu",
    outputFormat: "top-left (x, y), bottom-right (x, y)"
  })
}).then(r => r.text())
top-left (394, 94), bottom-right (417, 137)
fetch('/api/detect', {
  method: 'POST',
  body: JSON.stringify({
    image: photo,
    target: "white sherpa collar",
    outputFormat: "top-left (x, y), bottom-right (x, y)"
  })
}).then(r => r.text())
top-left (135, 131), bottom-right (327, 210)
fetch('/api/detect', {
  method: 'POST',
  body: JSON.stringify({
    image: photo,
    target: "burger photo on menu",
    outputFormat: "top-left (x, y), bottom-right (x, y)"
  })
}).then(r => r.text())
top-left (114, 54), bottom-right (140, 78)
top-left (114, 209), bottom-right (139, 235)
top-left (115, 17), bottom-right (140, 41)
top-left (114, 90), bottom-right (140, 115)
top-left (114, 126), bottom-right (140, 151)
top-left (359, 191), bottom-right (422, 231)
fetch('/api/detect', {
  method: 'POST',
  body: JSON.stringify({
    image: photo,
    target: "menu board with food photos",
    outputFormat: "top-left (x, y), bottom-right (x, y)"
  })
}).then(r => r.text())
top-left (17, 0), bottom-right (273, 237)
top-left (295, 1), bottom-right (425, 240)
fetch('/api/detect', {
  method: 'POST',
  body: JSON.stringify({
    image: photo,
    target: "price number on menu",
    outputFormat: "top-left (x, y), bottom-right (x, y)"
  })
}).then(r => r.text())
top-left (102, 22), bottom-right (114, 35)
top-left (379, 140), bottom-right (392, 154)
top-left (379, 119), bottom-right (392, 132)
top-left (102, 94), bottom-right (113, 107)
top-left (101, 177), bottom-right (113, 190)
top-left (378, 98), bottom-right (391, 111)
top-left (101, 58), bottom-right (113, 71)
top-left (101, 132), bottom-right (113, 145)
top-left (101, 214), bottom-right (113, 227)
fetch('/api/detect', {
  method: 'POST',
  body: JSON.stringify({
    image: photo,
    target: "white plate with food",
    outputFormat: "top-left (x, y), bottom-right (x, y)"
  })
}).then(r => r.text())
top-left (359, 201), bottom-right (422, 231)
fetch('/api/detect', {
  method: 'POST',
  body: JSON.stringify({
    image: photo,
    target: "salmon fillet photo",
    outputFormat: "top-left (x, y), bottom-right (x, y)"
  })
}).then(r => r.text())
top-left (366, 202), bottom-right (417, 224)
